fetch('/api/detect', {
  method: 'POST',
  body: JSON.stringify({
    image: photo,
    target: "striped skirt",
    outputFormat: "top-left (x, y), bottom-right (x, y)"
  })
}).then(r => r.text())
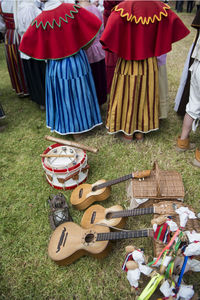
top-left (4, 29), bottom-right (28, 95)
top-left (106, 57), bottom-right (159, 135)
top-left (46, 50), bottom-right (102, 135)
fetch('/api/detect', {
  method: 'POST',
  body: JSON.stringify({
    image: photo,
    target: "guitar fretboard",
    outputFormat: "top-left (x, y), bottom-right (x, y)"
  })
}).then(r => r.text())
top-left (96, 229), bottom-right (151, 241)
top-left (92, 173), bottom-right (132, 191)
top-left (111, 206), bottom-right (154, 219)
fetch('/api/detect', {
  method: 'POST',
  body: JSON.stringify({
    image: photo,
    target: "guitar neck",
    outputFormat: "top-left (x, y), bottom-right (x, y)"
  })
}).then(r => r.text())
top-left (111, 206), bottom-right (154, 219)
top-left (92, 173), bottom-right (132, 191)
top-left (96, 229), bottom-right (153, 242)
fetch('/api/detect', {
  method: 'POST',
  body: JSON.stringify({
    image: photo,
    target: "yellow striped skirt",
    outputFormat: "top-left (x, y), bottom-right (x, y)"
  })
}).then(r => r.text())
top-left (106, 57), bottom-right (159, 135)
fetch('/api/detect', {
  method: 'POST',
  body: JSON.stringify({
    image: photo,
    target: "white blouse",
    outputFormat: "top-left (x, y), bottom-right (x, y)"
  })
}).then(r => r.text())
top-left (17, 1), bottom-right (41, 59)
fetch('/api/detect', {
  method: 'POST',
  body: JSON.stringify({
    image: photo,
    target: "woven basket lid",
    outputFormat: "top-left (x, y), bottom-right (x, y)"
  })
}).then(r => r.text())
top-left (131, 161), bottom-right (184, 200)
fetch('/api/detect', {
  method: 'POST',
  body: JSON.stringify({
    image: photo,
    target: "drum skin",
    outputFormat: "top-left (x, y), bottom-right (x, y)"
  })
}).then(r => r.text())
top-left (41, 143), bottom-right (89, 190)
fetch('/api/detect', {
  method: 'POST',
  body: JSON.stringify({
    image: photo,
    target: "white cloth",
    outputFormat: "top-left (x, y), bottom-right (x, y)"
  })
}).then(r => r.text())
top-left (191, 35), bottom-right (200, 62)
top-left (174, 256), bottom-right (200, 274)
top-left (186, 59), bottom-right (200, 124)
top-left (126, 249), bottom-right (152, 288)
top-left (43, 0), bottom-right (62, 11)
top-left (160, 280), bottom-right (174, 298)
top-left (184, 242), bottom-right (200, 256)
top-left (16, 1), bottom-right (41, 59)
top-left (1, 0), bottom-right (14, 13)
top-left (185, 230), bottom-right (200, 243)
top-left (160, 280), bottom-right (194, 300)
top-left (152, 219), bottom-right (178, 233)
top-left (175, 207), bottom-right (196, 228)
top-left (184, 35), bottom-right (200, 128)
top-left (174, 44), bottom-right (194, 112)
top-left (177, 284), bottom-right (194, 300)
top-left (127, 268), bottom-right (140, 288)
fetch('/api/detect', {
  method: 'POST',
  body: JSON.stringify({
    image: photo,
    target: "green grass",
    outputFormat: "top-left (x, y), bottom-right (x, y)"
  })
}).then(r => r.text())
top-left (1, 9), bottom-right (200, 300)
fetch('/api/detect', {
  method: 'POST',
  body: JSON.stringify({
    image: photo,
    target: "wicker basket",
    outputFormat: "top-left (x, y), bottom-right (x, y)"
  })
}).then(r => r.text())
top-left (130, 162), bottom-right (184, 208)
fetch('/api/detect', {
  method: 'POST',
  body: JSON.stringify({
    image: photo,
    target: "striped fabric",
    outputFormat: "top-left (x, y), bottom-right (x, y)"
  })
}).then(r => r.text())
top-left (46, 50), bottom-right (102, 135)
top-left (2, 13), bottom-right (28, 95)
top-left (106, 57), bottom-right (159, 135)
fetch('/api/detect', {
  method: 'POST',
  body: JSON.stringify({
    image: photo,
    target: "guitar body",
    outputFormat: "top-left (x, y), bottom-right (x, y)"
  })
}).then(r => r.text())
top-left (81, 204), bottom-right (126, 229)
top-left (48, 222), bottom-right (111, 265)
top-left (70, 180), bottom-right (111, 210)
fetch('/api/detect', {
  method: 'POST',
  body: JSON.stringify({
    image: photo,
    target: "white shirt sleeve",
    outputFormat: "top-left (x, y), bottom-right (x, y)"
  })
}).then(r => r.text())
top-left (17, 3), bottom-right (41, 37)
top-left (17, 2), bottom-right (41, 60)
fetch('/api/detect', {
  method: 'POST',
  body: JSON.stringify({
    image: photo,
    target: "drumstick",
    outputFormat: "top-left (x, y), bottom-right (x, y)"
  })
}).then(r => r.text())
top-left (45, 135), bottom-right (99, 154)
top-left (40, 154), bottom-right (75, 158)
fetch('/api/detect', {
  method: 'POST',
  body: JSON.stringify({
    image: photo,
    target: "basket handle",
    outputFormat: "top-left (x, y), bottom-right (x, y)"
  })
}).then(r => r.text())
top-left (154, 161), bottom-right (161, 197)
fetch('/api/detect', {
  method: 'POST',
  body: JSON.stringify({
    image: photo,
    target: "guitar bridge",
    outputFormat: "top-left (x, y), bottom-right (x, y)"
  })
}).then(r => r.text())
top-left (56, 227), bottom-right (68, 253)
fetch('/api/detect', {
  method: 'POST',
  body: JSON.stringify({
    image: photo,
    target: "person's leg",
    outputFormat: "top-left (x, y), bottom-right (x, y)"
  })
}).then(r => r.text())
top-left (180, 113), bottom-right (194, 140)
top-left (176, 60), bottom-right (200, 151)
top-left (176, 113), bottom-right (195, 151)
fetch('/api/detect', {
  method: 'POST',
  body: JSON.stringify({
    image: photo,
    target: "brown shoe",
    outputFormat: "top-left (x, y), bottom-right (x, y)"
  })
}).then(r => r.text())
top-left (135, 132), bottom-right (144, 142)
top-left (176, 136), bottom-right (195, 152)
top-left (192, 149), bottom-right (200, 168)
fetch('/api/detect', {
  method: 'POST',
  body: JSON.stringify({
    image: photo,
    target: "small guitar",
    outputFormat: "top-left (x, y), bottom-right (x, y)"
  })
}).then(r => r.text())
top-left (48, 222), bottom-right (154, 265)
top-left (70, 170), bottom-right (151, 210)
top-left (80, 201), bottom-right (183, 229)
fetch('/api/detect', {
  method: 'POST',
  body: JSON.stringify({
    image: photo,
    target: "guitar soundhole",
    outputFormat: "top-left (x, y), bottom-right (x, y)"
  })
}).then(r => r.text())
top-left (85, 233), bottom-right (94, 243)
top-left (79, 188), bottom-right (83, 199)
top-left (105, 212), bottom-right (112, 220)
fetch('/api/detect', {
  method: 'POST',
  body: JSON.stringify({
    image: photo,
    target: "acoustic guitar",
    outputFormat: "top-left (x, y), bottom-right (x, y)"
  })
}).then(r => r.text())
top-left (70, 170), bottom-right (151, 210)
top-left (80, 201), bottom-right (183, 229)
top-left (48, 222), bottom-right (154, 265)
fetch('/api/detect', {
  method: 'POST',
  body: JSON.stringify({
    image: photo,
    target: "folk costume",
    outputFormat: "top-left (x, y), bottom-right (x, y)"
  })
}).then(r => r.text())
top-left (81, 2), bottom-right (107, 106)
top-left (0, 0), bottom-right (28, 96)
top-left (19, 0), bottom-right (102, 135)
top-left (103, 0), bottom-right (123, 94)
top-left (15, 0), bottom-right (46, 109)
top-left (157, 54), bottom-right (169, 119)
top-left (100, 0), bottom-right (190, 137)
top-left (174, 9), bottom-right (200, 116)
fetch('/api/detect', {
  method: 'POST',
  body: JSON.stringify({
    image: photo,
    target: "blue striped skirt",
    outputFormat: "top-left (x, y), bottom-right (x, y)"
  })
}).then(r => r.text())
top-left (46, 50), bottom-right (102, 135)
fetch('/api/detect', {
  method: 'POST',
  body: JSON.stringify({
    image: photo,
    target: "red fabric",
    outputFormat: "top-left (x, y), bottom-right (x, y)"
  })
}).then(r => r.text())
top-left (154, 223), bottom-right (170, 243)
top-left (19, 4), bottom-right (102, 60)
top-left (0, 2), bottom-right (15, 30)
top-left (100, 0), bottom-right (190, 61)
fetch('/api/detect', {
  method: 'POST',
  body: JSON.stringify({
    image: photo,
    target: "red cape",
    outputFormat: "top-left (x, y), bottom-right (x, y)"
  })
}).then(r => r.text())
top-left (19, 4), bottom-right (102, 60)
top-left (100, 1), bottom-right (190, 60)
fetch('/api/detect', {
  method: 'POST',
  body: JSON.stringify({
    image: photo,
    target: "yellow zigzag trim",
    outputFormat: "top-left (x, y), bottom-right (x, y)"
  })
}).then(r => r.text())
top-left (114, 3), bottom-right (170, 24)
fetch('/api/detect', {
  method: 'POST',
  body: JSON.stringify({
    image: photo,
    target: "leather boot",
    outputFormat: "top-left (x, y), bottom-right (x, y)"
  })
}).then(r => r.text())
top-left (193, 149), bottom-right (200, 168)
top-left (176, 136), bottom-right (195, 152)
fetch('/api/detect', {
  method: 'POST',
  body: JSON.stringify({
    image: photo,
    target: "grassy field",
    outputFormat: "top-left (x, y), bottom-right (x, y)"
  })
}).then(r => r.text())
top-left (1, 7), bottom-right (200, 300)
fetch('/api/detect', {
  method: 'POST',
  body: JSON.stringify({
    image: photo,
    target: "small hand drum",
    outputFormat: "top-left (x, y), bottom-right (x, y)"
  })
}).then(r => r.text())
top-left (41, 143), bottom-right (89, 190)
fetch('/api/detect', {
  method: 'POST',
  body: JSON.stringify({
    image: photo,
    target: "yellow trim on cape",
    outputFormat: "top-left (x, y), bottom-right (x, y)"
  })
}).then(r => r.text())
top-left (113, 3), bottom-right (170, 24)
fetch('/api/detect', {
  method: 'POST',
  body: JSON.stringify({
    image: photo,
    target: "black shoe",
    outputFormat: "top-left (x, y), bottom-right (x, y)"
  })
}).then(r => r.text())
top-left (48, 193), bottom-right (73, 230)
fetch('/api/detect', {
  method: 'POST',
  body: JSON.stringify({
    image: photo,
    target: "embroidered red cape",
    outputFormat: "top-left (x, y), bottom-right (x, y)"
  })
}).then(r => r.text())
top-left (100, 1), bottom-right (190, 60)
top-left (19, 4), bottom-right (102, 60)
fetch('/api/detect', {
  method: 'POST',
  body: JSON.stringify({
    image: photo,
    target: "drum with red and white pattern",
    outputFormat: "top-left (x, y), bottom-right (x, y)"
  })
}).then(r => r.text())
top-left (41, 143), bottom-right (89, 190)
